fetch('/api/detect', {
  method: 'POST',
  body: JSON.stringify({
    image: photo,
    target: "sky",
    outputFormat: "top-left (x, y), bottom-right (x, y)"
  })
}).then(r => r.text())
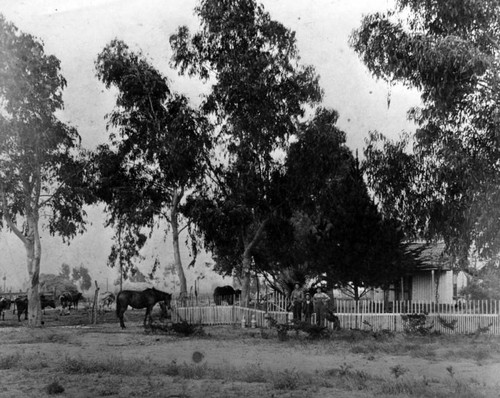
top-left (0, 0), bottom-right (420, 294)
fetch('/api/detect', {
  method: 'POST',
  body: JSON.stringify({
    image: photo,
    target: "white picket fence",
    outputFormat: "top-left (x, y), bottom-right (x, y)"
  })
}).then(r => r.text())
top-left (170, 304), bottom-right (500, 335)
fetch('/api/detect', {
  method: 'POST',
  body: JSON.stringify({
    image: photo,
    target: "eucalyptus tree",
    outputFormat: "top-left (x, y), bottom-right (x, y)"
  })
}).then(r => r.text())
top-left (170, 0), bottom-right (322, 303)
top-left (94, 40), bottom-right (212, 298)
top-left (351, 0), bottom-right (500, 262)
top-left (0, 16), bottom-right (90, 326)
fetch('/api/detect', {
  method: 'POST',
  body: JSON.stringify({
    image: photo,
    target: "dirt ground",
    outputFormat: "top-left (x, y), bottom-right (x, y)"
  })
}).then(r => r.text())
top-left (1, 307), bottom-right (500, 398)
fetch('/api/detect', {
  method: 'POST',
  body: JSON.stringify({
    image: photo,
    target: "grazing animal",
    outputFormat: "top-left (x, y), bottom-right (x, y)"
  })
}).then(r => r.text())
top-left (13, 294), bottom-right (58, 321)
top-left (0, 297), bottom-right (11, 321)
top-left (213, 285), bottom-right (240, 305)
top-left (116, 288), bottom-right (171, 329)
top-left (14, 296), bottom-right (28, 322)
top-left (40, 295), bottom-right (56, 314)
top-left (59, 291), bottom-right (83, 313)
top-left (100, 292), bottom-right (115, 311)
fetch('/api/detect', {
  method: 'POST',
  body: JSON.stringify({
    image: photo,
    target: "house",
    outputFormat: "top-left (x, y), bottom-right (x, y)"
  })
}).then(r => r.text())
top-left (374, 242), bottom-right (469, 304)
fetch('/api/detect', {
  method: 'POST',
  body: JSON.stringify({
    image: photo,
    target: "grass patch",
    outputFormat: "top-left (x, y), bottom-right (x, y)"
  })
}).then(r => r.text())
top-left (271, 369), bottom-right (313, 390)
top-left (0, 353), bottom-right (21, 369)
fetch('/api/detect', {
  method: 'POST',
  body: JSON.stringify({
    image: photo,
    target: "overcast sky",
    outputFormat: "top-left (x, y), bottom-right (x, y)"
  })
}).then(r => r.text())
top-left (0, 0), bottom-right (420, 292)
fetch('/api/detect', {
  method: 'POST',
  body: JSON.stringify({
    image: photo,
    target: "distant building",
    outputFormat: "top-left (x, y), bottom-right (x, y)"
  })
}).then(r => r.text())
top-left (375, 242), bottom-right (469, 304)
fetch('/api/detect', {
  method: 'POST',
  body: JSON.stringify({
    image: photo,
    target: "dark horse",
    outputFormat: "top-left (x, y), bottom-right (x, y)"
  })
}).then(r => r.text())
top-left (116, 288), bottom-right (171, 329)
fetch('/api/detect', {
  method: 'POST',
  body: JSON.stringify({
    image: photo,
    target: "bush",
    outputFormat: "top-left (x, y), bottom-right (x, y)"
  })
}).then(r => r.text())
top-left (401, 314), bottom-right (434, 335)
top-left (45, 381), bottom-right (65, 395)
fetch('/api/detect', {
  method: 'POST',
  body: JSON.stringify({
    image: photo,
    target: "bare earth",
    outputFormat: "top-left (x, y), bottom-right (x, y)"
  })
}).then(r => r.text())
top-left (1, 308), bottom-right (499, 398)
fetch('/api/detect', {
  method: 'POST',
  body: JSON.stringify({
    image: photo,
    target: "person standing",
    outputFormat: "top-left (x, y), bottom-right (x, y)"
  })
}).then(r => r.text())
top-left (303, 292), bottom-right (314, 324)
top-left (290, 283), bottom-right (304, 321)
top-left (313, 286), bottom-right (330, 326)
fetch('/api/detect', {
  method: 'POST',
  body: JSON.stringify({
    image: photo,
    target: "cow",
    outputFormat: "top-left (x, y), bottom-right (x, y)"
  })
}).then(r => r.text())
top-left (14, 296), bottom-right (28, 322)
top-left (13, 294), bottom-right (58, 321)
top-left (40, 294), bottom-right (56, 314)
top-left (213, 285), bottom-right (240, 305)
top-left (100, 292), bottom-right (115, 311)
top-left (0, 297), bottom-right (11, 321)
top-left (59, 291), bottom-right (83, 314)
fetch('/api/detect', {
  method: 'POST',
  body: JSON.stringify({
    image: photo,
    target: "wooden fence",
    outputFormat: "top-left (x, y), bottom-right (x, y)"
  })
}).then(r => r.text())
top-left (171, 301), bottom-right (500, 335)
top-left (334, 299), bottom-right (500, 314)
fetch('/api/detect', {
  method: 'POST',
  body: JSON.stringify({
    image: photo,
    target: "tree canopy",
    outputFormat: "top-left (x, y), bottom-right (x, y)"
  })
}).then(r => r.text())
top-left (170, 0), bottom-right (322, 302)
top-left (94, 39), bottom-right (212, 297)
top-left (285, 108), bottom-right (413, 299)
top-left (351, 0), bottom-right (500, 263)
top-left (0, 15), bottom-right (90, 326)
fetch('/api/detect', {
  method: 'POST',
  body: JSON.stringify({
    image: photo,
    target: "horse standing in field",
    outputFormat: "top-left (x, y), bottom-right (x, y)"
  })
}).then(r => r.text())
top-left (116, 288), bottom-right (171, 329)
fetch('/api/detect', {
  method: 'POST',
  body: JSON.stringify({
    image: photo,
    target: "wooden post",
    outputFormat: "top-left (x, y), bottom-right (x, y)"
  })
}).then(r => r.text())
top-left (92, 280), bottom-right (100, 324)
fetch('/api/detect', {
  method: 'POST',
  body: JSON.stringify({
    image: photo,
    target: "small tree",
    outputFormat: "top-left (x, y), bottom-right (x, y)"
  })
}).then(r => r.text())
top-left (0, 16), bottom-right (90, 326)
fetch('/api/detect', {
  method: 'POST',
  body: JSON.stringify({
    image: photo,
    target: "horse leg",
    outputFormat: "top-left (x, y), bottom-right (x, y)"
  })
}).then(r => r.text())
top-left (116, 302), bottom-right (126, 329)
top-left (143, 307), bottom-right (150, 326)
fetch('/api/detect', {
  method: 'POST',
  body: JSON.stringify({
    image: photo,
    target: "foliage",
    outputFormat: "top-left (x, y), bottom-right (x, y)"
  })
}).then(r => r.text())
top-left (59, 264), bottom-right (71, 280)
top-left (0, 15), bottom-right (91, 326)
top-left (71, 265), bottom-right (92, 291)
top-left (285, 108), bottom-right (417, 297)
top-left (170, 0), bottom-right (322, 301)
top-left (39, 274), bottom-right (79, 295)
top-left (351, 0), bottom-right (500, 262)
top-left (94, 39), bottom-right (212, 295)
top-left (460, 263), bottom-right (500, 300)
top-left (401, 314), bottom-right (434, 335)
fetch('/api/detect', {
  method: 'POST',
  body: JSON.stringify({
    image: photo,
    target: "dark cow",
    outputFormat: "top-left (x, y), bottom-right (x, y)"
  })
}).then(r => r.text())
top-left (13, 294), bottom-right (57, 321)
top-left (59, 291), bottom-right (83, 314)
top-left (0, 297), bottom-right (11, 321)
top-left (14, 296), bottom-right (28, 322)
top-left (40, 294), bottom-right (56, 313)
top-left (213, 285), bottom-right (240, 305)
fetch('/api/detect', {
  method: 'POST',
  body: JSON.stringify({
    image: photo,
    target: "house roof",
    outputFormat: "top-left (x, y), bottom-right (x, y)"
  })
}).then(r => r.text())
top-left (408, 242), bottom-right (453, 271)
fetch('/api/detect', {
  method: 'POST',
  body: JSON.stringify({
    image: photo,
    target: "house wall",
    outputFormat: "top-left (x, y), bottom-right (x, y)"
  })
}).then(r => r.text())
top-left (411, 271), bottom-right (454, 303)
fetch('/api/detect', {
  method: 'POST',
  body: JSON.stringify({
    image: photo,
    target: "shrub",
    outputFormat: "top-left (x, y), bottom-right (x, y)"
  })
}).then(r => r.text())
top-left (45, 381), bottom-right (65, 395)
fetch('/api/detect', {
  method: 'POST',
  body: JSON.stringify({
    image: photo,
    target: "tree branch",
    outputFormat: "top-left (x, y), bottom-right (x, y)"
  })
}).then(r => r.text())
top-left (0, 184), bottom-right (28, 245)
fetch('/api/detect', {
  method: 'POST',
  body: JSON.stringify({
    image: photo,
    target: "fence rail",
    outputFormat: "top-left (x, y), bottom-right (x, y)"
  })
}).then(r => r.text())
top-left (171, 300), bottom-right (500, 335)
top-left (334, 299), bottom-right (500, 314)
top-left (173, 297), bottom-right (500, 315)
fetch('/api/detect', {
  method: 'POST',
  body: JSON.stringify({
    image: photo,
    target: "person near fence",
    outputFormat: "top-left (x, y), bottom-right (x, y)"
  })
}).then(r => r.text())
top-left (303, 292), bottom-right (314, 323)
top-left (290, 283), bottom-right (304, 321)
top-left (313, 286), bottom-right (330, 326)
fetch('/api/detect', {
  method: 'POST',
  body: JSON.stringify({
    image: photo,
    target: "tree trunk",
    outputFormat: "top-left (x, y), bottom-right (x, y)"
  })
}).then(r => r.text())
top-left (240, 220), bottom-right (269, 306)
top-left (240, 250), bottom-right (252, 306)
top-left (25, 213), bottom-right (42, 327)
top-left (171, 190), bottom-right (187, 300)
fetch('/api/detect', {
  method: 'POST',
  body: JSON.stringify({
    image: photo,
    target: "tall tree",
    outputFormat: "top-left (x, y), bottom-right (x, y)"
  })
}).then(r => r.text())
top-left (94, 40), bottom-right (212, 299)
top-left (0, 16), bottom-right (90, 326)
top-left (350, 0), bottom-right (500, 263)
top-left (170, 0), bottom-right (322, 303)
top-left (286, 108), bottom-right (412, 300)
